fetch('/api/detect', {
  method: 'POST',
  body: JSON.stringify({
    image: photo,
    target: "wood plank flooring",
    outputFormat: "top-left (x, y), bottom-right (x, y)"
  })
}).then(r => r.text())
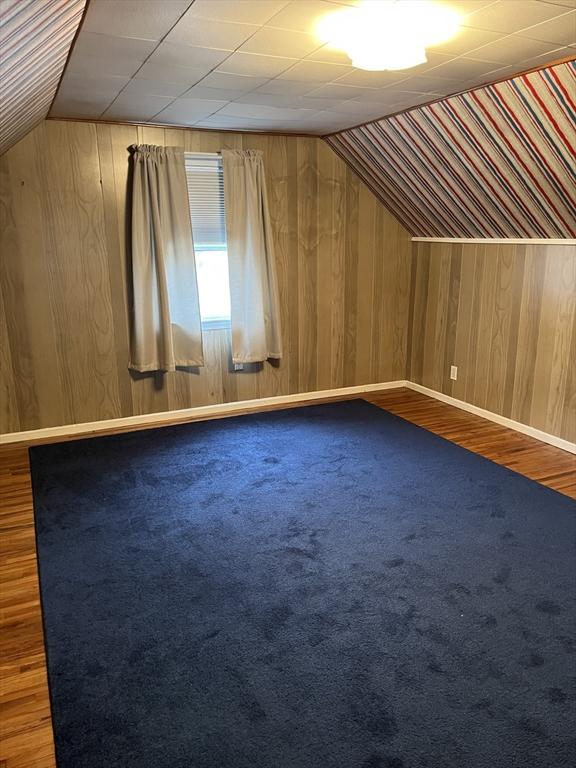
top-left (1, 388), bottom-right (574, 767)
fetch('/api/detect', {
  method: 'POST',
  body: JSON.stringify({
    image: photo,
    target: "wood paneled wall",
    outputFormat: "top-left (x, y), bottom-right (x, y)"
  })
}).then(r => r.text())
top-left (0, 119), bottom-right (412, 433)
top-left (408, 241), bottom-right (576, 442)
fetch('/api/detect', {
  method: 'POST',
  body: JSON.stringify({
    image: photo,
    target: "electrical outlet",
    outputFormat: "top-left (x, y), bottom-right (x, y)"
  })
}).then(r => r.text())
top-left (450, 365), bottom-right (458, 381)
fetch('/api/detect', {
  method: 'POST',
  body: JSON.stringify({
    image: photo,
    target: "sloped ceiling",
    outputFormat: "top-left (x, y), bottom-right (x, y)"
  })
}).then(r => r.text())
top-left (326, 60), bottom-right (576, 237)
top-left (0, 0), bottom-right (86, 156)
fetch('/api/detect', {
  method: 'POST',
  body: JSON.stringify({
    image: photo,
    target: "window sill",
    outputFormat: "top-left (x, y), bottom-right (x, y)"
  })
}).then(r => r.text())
top-left (201, 319), bottom-right (231, 331)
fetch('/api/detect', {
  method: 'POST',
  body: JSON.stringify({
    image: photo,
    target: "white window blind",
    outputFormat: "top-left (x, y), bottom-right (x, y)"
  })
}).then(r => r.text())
top-left (184, 153), bottom-right (226, 248)
top-left (184, 152), bottom-right (231, 327)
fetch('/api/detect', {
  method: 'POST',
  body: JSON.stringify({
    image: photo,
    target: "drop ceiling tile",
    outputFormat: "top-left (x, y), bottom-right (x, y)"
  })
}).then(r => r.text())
top-left (428, 26), bottom-right (503, 57)
top-left (50, 98), bottom-right (108, 118)
top-left (256, 79), bottom-right (317, 95)
top-left (470, 33), bottom-right (563, 64)
top-left (71, 33), bottom-right (157, 60)
top-left (427, 55), bottom-right (506, 79)
top-left (186, 0), bottom-right (291, 25)
top-left (54, 83), bottom-right (124, 105)
top-left (510, 44), bottom-right (575, 68)
top-left (291, 95), bottom-right (346, 109)
top-left (306, 82), bottom-right (372, 99)
top-left (181, 85), bottom-right (251, 101)
top-left (328, 99), bottom-right (396, 115)
top-left (276, 60), bottom-right (353, 81)
top-left (519, 11), bottom-right (576, 44)
top-left (391, 73), bottom-right (468, 93)
top-left (164, 16), bottom-right (259, 49)
top-left (149, 42), bottom-right (233, 69)
top-left (102, 94), bottom-right (175, 120)
top-left (434, 0), bottom-right (502, 14)
top-left (232, 92), bottom-right (299, 107)
top-left (122, 79), bottom-right (191, 98)
top-left (335, 68), bottom-right (418, 88)
top-left (305, 45), bottom-right (352, 65)
top-left (59, 72), bottom-right (131, 92)
top-left (193, 114), bottom-right (277, 129)
top-left (82, 0), bottom-right (190, 41)
top-left (217, 102), bottom-right (317, 120)
top-left (217, 52), bottom-right (298, 77)
top-left (297, 110), bottom-right (357, 130)
top-left (134, 61), bottom-right (210, 86)
top-left (464, 0), bottom-right (569, 33)
top-left (266, 0), bottom-right (340, 33)
top-left (541, 0), bottom-right (575, 7)
top-left (154, 99), bottom-right (228, 124)
top-left (65, 50), bottom-right (143, 79)
top-left (198, 72), bottom-right (270, 91)
top-left (240, 27), bottom-right (321, 58)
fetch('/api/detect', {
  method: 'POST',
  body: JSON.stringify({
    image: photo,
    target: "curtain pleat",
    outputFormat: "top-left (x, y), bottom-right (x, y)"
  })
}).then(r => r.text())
top-left (221, 149), bottom-right (282, 365)
top-left (129, 145), bottom-right (204, 372)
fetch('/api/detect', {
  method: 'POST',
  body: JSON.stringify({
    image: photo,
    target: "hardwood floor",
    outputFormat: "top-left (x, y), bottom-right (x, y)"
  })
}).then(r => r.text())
top-left (365, 389), bottom-right (576, 498)
top-left (1, 388), bottom-right (574, 767)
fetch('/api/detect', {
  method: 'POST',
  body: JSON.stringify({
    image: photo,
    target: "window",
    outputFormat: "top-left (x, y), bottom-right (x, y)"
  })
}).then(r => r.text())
top-left (184, 153), bottom-right (231, 329)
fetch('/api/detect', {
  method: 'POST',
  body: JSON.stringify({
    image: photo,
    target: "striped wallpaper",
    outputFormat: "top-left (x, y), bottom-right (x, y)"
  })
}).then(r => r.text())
top-left (326, 61), bottom-right (576, 238)
top-left (0, 0), bottom-right (85, 156)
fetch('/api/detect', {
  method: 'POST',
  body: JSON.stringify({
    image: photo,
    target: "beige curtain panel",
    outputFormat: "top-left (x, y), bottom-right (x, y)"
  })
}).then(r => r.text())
top-left (129, 145), bottom-right (204, 372)
top-left (222, 149), bottom-right (283, 365)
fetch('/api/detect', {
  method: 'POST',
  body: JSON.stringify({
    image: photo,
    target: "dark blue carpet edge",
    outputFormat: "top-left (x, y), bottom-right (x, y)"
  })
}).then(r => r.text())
top-left (29, 398), bottom-right (576, 768)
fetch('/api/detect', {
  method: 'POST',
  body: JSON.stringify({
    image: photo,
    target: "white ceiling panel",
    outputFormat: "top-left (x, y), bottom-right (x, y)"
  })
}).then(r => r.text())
top-left (49, 0), bottom-right (573, 135)
top-left (470, 33), bottom-right (566, 64)
top-left (180, 85), bottom-right (252, 101)
top-left (519, 11), bottom-right (576, 45)
top-left (154, 98), bottom-right (229, 124)
top-left (266, 0), bottom-right (341, 33)
top-left (239, 27), bottom-right (321, 57)
top-left (218, 102), bottom-right (317, 120)
top-left (65, 50), bottom-right (144, 78)
top-left (276, 60), bottom-right (354, 81)
top-left (51, 98), bottom-right (108, 119)
top-left (102, 94), bottom-right (175, 120)
top-left (82, 0), bottom-right (190, 40)
top-left (464, 0), bottom-right (571, 33)
top-left (164, 16), bottom-right (260, 49)
top-left (185, 0), bottom-right (291, 25)
top-left (122, 78), bottom-right (192, 98)
top-left (256, 79), bottom-right (318, 95)
top-left (196, 72), bottom-right (270, 92)
top-left (217, 51), bottom-right (298, 77)
top-left (149, 42), bottom-right (233, 69)
top-left (71, 32), bottom-right (158, 60)
top-left (134, 61), bottom-right (211, 85)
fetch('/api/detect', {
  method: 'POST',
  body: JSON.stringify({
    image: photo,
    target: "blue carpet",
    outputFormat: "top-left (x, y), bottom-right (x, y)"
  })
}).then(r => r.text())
top-left (30, 400), bottom-right (575, 768)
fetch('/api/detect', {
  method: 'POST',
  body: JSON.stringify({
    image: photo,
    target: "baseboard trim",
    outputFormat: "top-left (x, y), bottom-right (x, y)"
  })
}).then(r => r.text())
top-left (404, 381), bottom-right (576, 455)
top-left (0, 381), bottom-right (407, 447)
top-left (2, 379), bottom-right (573, 454)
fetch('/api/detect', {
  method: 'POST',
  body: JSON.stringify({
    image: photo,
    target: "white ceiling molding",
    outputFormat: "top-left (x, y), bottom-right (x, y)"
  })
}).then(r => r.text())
top-left (0, 0), bottom-right (86, 155)
top-left (412, 238), bottom-right (576, 245)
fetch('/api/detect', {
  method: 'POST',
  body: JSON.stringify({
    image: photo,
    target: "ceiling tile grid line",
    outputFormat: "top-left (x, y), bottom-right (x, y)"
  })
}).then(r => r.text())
top-left (48, 0), bottom-right (576, 133)
top-left (326, 61), bottom-right (576, 238)
top-left (0, 0), bottom-right (86, 156)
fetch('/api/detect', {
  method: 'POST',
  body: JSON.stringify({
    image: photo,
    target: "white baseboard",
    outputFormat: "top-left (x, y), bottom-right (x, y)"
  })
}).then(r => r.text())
top-left (2, 378), bottom-right (573, 455)
top-left (405, 381), bottom-right (576, 455)
top-left (0, 380), bottom-right (407, 446)
top-left (411, 237), bottom-right (576, 245)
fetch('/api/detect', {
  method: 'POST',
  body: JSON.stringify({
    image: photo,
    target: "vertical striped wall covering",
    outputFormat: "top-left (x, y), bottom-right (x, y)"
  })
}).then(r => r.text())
top-left (0, 0), bottom-right (85, 156)
top-left (326, 61), bottom-right (576, 238)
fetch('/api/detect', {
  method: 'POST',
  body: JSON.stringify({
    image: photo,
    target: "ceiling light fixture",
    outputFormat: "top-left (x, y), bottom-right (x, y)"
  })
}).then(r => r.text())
top-left (316, 0), bottom-right (462, 71)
